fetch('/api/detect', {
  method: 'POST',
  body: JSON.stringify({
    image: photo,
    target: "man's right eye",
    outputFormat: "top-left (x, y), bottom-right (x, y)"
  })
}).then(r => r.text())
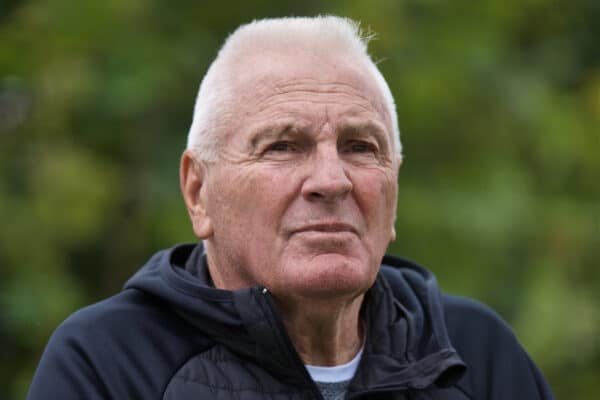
top-left (265, 141), bottom-right (295, 152)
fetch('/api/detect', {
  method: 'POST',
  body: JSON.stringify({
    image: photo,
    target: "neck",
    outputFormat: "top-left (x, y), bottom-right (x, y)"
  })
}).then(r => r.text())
top-left (275, 294), bottom-right (365, 366)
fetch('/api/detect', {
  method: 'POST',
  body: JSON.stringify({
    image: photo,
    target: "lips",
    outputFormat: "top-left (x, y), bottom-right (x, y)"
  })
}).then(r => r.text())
top-left (291, 222), bottom-right (358, 235)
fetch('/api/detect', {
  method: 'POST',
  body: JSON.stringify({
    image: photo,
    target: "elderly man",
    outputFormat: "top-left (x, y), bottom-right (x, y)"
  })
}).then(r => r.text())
top-left (29, 16), bottom-right (553, 399)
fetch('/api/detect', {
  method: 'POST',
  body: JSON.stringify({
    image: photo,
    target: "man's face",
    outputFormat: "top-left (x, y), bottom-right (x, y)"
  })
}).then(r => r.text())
top-left (199, 51), bottom-right (399, 302)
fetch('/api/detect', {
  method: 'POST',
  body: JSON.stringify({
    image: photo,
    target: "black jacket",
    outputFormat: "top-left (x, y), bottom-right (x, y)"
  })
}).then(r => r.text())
top-left (28, 243), bottom-right (553, 399)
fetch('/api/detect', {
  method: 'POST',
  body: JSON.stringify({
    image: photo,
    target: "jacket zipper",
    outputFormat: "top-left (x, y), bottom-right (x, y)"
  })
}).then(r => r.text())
top-left (257, 287), bottom-right (326, 400)
top-left (255, 288), bottom-right (425, 399)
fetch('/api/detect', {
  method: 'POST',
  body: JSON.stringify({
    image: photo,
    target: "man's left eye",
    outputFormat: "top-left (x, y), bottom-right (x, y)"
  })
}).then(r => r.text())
top-left (346, 141), bottom-right (376, 154)
top-left (265, 141), bottom-right (295, 152)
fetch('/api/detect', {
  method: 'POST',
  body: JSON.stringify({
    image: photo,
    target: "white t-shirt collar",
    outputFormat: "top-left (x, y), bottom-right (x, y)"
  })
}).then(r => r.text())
top-left (305, 345), bottom-right (364, 383)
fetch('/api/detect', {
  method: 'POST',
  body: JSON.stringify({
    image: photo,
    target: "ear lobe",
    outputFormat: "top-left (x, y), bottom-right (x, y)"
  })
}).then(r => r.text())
top-left (390, 226), bottom-right (397, 243)
top-left (180, 150), bottom-right (214, 239)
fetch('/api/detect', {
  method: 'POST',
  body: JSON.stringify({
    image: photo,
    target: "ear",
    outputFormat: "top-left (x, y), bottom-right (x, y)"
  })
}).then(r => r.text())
top-left (389, 156), bottom-right (401, 244)
top-left (180, 150), bottom-right (214, 239)
top-left (390, 225), bottom-right (397, 243)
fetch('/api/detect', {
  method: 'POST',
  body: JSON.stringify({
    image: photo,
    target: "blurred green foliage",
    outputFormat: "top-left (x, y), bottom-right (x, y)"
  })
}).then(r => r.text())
top-left (1, 0), bottom-right (598, 398)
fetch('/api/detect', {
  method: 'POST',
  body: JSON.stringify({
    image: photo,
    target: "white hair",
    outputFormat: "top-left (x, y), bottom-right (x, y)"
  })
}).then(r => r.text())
top-left (186, 16), bottom-right (402, 161)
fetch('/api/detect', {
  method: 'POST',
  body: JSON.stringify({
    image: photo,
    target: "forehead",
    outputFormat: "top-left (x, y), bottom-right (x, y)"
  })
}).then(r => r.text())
top-left (223, 50), bottom-right (391, 135)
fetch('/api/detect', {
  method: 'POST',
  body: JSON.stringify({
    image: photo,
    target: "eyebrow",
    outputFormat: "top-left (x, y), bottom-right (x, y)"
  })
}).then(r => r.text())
top-left (244, 117), bottom-right (391, 153)
top-left (247, 120), bottom-right (309, 148)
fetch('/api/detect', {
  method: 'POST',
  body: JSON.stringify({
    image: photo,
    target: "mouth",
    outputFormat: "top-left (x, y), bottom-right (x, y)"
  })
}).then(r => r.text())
top-left (292, 222), bottom-right (358, 235)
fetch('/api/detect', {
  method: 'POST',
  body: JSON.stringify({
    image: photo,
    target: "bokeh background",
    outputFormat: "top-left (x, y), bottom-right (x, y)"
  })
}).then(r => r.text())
top-left (1, 0), bottom-right (598, 398)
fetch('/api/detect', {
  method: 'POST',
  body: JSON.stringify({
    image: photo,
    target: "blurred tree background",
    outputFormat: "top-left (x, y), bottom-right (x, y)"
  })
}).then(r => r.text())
top-left (0, 0), bottom-right (598, 398)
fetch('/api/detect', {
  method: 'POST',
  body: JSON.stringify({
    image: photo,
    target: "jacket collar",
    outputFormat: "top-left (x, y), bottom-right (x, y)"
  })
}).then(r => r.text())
top-left (126, 243), bottom-right (465, 392)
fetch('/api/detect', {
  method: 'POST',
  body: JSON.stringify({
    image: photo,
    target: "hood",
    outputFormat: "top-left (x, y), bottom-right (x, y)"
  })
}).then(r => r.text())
top-left (125, 243), bottom-right (465, 392)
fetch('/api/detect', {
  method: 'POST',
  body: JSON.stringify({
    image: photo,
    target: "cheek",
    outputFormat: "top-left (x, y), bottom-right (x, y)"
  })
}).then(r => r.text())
top-left (209, 165), bottom-right (299, 229)
top-left (354, 168), bottom-right (397, 218)
top-left (250, 164), bottom-right (303, 201)
top-left (352, 168), bottom-right (398, 255)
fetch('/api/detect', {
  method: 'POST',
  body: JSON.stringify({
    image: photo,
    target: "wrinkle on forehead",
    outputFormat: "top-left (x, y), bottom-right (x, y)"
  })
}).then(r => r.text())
top-left (235, 51), bottom-right (388, 108)
top-left (252, 79), bottom-right (381, 115)
top-left (213, 50), bottom-right (394, 155)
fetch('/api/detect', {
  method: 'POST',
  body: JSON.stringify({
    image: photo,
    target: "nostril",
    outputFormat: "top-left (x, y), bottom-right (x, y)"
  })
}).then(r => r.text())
top-left (303, 177), bottom-right (352, 203)
top-left (308, 191), bottom-right (325, 200)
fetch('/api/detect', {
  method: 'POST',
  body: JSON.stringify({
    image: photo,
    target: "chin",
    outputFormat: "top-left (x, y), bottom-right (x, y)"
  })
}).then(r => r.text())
top-left (281, 255), bottom-right (378, 300)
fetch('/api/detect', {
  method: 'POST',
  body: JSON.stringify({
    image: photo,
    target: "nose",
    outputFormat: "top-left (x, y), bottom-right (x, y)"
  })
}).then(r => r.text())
top-left (301, 147), bottom-right (353, 203)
